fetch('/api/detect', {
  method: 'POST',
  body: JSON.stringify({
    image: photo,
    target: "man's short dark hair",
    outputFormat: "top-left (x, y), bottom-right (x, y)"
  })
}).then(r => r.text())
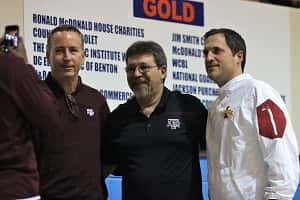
top-left (125, 41), bottom-right (167, 68)
top-left (204, 28), bottom-right (246, 72)
top-left (46, 25), bottom-right (84, 58)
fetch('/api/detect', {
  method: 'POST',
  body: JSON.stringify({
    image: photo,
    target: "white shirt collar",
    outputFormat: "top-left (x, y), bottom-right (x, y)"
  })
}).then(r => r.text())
top-left (218, 73), bottom-right (252, 96)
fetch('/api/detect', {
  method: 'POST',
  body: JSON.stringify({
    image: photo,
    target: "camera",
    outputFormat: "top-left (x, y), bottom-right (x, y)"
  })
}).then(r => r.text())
top-left (4, 25), bottom-right (19, 48)
top-left (4, 33), bottom-right (18, 48)
top-left (0, 25), bottom-right (19, 52)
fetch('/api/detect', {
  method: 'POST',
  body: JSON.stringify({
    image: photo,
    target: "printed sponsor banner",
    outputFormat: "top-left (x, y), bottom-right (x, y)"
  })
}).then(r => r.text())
top-left (24, 0), bottom-right (291, 110)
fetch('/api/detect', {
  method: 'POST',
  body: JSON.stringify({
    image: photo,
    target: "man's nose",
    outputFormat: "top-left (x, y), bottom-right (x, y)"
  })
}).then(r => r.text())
top-left (133, 66), bottom-right (142, 76)
top-left (205, 51), bottom-right (214, 61)
top-left (63, 49), bottom-right (72, 60)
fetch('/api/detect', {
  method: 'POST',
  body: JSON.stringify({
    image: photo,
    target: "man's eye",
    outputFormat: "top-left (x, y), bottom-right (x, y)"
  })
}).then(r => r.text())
top-left (139, 64), bottom-right (148, 70)
top-left (212, 47), bottom-right (222, 54)
top-left (55, 49), bottom-right (63, 53)
top-left (125, 66), bottom-right (135, 72)
top-left (70, 48), bottom-right (79, 52)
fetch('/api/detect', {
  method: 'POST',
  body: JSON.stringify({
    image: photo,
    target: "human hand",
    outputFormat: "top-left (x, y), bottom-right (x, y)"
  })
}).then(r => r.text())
top-left (0, 36), bottom-right (28, 63)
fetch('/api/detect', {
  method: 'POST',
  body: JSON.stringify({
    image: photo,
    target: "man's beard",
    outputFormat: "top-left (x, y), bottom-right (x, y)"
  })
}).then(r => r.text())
top-left (133, 84), bottom-right (152, 100)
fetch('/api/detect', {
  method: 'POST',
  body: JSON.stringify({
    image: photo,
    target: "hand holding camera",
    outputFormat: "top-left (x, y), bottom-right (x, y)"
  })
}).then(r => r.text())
top-left (0, 25), bottom-right (19, 50)
top-left (0, 25), bottom-right (28, 63)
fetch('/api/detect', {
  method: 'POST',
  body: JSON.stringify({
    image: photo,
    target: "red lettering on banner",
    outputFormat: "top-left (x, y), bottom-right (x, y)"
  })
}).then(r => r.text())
top-left (143, 0), bottom-right (156, 17)
top-left (158, 0), bottom-right (171, 19)
top-left (143, 0), bottom-right (195, 23)
top-left (172, 1), bottom-right (182, 21)
top-left (183, 2), bottom-right (194, 22)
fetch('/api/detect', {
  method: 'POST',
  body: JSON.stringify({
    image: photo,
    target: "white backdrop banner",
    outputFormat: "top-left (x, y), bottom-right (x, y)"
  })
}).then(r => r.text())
top-left (24, 0), bottom-right (291, 110)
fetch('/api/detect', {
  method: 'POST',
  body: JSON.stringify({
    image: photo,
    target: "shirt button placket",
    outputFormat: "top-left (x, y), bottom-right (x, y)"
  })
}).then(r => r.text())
top-left (146, 122), bottom-right (151, 133)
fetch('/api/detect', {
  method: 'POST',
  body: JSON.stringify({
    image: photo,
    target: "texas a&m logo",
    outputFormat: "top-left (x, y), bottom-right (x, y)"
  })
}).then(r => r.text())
top-left (166, 118), bottom-right (181, 130)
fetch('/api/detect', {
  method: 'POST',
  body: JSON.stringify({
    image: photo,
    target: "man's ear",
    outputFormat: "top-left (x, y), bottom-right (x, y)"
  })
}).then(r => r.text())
top-left (236, 50), bottom-right (245, 62)
top-left (80, 49), bottom-right (85, 65)
top-left (235, 50), bottom-right (244, 65)
top-left (160, 65), bottom-right (167, 81)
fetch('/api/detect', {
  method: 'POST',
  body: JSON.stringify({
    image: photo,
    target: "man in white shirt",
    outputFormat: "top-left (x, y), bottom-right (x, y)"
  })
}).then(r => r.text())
top-left (204, 28), bottom-right (299, 200)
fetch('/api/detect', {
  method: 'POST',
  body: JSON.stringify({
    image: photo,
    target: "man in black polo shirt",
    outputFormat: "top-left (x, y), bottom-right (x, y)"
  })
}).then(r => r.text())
top-left (104, 41), bottom-right (208, 200)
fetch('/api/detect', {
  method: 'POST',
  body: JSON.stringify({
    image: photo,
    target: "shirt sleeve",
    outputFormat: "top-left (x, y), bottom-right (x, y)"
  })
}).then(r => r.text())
top-left (0, 52), bottom-right (61, 130)
top-left (102, 112), bottom-right (119, 165)
top-left (254, 84), bottom-right (299, 199)
top-left (198, 103), bottom-right (208, 151)
top-left (100, 99), bottom-right (111, 160)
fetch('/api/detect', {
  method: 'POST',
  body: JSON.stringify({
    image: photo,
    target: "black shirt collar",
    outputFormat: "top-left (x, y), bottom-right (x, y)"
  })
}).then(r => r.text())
top-left (155, 86), bottom-right (171, 112)
top-left (128, 86), bottom-right (171, 114)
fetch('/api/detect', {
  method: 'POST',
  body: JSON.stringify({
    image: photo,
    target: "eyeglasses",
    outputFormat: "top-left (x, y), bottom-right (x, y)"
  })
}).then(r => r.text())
top-left (125, 63), bottom-right (158, 74)
top-left (65, 94), bottom-right (80, 118)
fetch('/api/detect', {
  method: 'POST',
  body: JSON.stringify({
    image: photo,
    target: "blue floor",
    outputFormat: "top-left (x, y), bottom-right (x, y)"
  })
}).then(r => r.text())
top-left (105, 157), bottom-right (300, 200)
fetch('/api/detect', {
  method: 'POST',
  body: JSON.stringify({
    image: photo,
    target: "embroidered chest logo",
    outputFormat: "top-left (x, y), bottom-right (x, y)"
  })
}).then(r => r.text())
top-left (166, 118), bottom-right (181, 130)
top-left (86, 108), bottom-right (95, 117)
